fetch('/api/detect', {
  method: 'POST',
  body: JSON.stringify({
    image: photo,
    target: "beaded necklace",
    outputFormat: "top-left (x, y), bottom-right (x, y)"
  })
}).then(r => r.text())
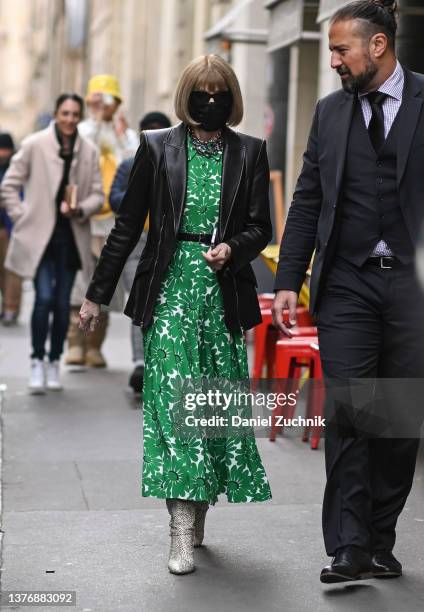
top-left (188, 127), bottom-right (224, 158)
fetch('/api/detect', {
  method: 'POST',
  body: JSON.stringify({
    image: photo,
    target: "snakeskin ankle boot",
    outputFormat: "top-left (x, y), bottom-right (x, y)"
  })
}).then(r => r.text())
top-left (194, 502), bottom-right (209, 547)
top-left (166, 499), bottom-right (196, 574)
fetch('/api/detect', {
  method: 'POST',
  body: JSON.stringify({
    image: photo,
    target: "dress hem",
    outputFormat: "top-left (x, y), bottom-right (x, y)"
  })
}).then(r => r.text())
top-left (141, 491), bottom-right (272, 505)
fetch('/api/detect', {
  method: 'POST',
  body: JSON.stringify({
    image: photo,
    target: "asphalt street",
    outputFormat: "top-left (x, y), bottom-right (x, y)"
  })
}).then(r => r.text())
top-left (0, 283), bottom-right (423, 612)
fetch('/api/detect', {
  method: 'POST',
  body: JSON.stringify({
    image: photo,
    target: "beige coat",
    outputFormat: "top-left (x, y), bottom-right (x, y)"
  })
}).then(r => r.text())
top-left (0, 123), bottom-right (103, 280)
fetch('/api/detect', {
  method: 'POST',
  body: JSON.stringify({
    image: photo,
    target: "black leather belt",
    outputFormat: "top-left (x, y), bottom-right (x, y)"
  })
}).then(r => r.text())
top-left (177, 232), bottom-right (213, 245)
top-left (365, 256), bottom-right (411, 269)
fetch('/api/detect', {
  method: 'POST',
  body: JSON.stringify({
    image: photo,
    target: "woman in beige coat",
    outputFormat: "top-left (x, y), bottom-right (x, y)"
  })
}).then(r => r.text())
top-left (1, 93), bottom-right (103, 392)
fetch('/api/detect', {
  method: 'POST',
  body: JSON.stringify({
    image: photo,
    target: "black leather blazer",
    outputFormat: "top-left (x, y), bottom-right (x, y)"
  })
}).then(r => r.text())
top-left (85, 123), bottom-right (272, 331)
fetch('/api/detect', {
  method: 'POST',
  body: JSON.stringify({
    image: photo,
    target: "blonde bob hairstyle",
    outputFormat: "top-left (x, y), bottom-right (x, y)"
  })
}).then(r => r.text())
top-left (174, 54), bottom-right (243, 127)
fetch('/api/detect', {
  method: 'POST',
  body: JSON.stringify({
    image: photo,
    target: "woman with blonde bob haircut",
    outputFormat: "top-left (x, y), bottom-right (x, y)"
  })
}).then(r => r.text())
top-left (175, 54), bottom-right (244, 127)
top-left (80, 54), bottom-right (273, 574)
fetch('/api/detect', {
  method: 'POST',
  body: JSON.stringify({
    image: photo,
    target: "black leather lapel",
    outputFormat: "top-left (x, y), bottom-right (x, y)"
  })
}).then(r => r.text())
top-left (397, 69), bottom-right (424, 188)
top-left (220, 128), bottom-right (245, 238)
top-left (334, 93), bottom-right (356, 198)
top-left (164, 123), bottom-right (187, 234)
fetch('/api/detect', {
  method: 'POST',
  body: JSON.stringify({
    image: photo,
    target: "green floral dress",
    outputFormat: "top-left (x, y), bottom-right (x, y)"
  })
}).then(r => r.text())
top-left (141, 132), bottom-right (272, 504)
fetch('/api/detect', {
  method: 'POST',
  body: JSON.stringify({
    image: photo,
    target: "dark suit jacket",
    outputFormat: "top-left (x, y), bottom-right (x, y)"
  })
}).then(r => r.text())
top-left (275, 67), bottom-right (424, 315)
top-left (86, 123), bottom-right (272, 331)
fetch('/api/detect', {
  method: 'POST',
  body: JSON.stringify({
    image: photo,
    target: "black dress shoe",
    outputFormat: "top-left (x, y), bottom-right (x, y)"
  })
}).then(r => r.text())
top-left (372, 551), bottom-right (402, 578)
top-left (320, 546), bottom-right (373, 583)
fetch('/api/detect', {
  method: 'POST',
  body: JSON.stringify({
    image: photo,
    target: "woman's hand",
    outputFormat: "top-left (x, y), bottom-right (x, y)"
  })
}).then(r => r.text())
top-left (201, 243), bottom-right (231, 271)
top-left (79, 298), bottom-right (101, 333)
top-left (60, 201), bottom-right (80, 218)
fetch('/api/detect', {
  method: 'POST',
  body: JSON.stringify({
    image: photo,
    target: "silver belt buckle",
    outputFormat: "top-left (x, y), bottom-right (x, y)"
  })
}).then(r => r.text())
top-left (380, 256), bottom-right (393, 269)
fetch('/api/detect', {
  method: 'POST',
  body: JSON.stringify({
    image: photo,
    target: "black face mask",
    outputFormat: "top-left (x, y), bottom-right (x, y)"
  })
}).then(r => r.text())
top-left (188, 90), bottom-right (233, 132)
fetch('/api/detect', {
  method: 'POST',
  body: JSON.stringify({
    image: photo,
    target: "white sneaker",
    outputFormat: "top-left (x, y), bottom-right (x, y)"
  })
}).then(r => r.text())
top-left (46, 360), bottom-right (63, 391)
top-left (29, 359), bottom-right (46, 394)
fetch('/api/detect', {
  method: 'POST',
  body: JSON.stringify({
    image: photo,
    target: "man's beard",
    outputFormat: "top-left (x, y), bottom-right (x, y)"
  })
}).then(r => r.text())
top-left (338, 57), bottom-right (378, 94)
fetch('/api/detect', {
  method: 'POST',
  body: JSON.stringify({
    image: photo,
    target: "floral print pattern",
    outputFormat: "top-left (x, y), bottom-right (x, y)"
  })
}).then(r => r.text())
top-left (141, 132), bottom-right (272, 504)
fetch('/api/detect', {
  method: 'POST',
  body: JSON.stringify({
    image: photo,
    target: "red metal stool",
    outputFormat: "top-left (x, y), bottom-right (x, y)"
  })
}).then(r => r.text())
top-left (253, 306), bottom-right (313, 380)
top-left (258, 292), bottom-right (275, 308)
top-left (267, 325), bottom-right (317, 379)
top-left (289, 326), bottom-right (318, 338)
top-left (252, 294), bottom-right (274, 380)
top-left (269, 337), bottom-right (317, 441)
top-left (302, 342), bottom-right (325, 450)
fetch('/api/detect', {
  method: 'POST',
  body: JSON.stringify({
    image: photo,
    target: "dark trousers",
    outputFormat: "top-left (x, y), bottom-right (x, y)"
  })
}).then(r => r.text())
top-left (31, 234), bottom-right (77, 362)
top-left (316, 256), bottom-right (424, 556)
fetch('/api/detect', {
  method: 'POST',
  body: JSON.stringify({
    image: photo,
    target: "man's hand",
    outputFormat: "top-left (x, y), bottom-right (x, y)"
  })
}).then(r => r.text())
top-left (114, 110), bottom-right (128, 138)
top-left (87, 92), bottom-right (104, 122)
top-left (272, 290), bottom-right (298, 337)
top-left (202, 243), bottom-right (231, 271)
top-left (79, 298), bottom-right (101, 334)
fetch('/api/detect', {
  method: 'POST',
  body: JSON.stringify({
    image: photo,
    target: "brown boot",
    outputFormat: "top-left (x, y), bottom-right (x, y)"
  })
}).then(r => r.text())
top-left (85, 311), bottom-right (108, 368)
top-left (65, 307), bottom-right (86, 365)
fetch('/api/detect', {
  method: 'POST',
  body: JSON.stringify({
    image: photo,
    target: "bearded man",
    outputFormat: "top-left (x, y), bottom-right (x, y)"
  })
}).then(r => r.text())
top-left (273, 0), bottom-right (424, 583)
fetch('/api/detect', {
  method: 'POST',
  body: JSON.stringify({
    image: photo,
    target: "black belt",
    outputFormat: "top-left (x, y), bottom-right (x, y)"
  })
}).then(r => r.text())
top-left (177, 232), bottom-right (213, 245)
top-left (365, 256), bottom-right (412, 269)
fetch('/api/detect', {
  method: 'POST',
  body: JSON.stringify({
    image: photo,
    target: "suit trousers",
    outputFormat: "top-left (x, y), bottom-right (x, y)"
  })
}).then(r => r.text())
top-left (315, 255), bottom-right (424, 555)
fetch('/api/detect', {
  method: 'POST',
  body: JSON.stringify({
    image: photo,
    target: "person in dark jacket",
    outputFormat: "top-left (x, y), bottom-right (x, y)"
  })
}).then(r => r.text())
top-left (273, 0), bottom-right (424, 583)
top-left (79, 55), bottom-right (272, 575)
top-left (109, 112), bottom-right (171, 394)
top-left (0, 132), bottom-right (22, 325)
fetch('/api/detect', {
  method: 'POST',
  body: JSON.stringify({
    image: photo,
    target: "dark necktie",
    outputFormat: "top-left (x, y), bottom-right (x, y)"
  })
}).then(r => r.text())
top-left (366, 91), bottom-right (388, 153)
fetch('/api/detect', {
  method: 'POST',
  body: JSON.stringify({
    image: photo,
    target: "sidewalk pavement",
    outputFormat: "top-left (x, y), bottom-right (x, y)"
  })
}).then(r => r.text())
top-left (0, 286), bottom-right (423, 612)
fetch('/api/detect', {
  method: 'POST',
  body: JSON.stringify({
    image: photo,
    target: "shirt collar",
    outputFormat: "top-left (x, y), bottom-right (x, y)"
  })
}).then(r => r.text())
top-left (358, 60), bottom-right (404, 101)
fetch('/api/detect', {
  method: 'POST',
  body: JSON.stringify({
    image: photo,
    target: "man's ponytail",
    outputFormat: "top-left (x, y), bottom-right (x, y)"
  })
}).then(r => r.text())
top-left (330, 1), bottom-right (398, 49)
